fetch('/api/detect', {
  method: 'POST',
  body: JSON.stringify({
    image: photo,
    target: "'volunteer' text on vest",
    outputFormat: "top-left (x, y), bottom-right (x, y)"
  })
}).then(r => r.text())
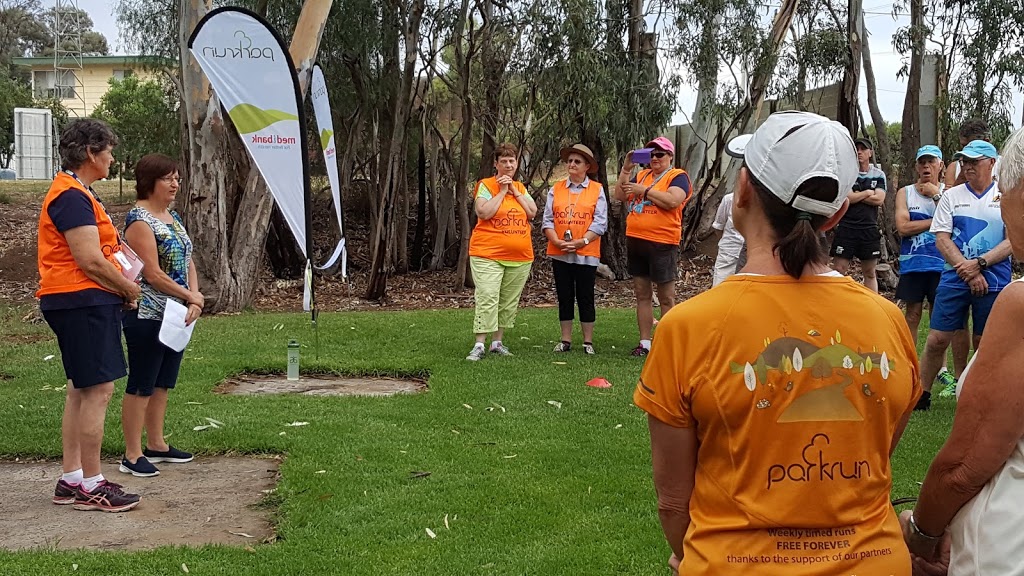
top-left (547, 178), bottom-right (602, 258)
top-left (626, 168), bottom-right (688, 245)
top-left (37, 171), bottom-right (123, 298)
top-left (468, 176), bottom-right (534, 262)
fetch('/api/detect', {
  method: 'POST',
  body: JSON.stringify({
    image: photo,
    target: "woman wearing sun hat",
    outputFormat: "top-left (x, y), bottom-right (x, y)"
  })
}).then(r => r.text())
top-left (613, 136), bottom-right (692, 357)
top-left (634, 111), bottom-right (920, 575)
top-left (543, 143), bottom-right (608, 354)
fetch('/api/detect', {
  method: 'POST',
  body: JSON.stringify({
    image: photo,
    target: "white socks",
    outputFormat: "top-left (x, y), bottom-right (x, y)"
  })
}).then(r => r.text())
top-left (489, 341), bottom-right (503, 351)
top-left (62, 469), bottom-right (83, 485)
top-left (82, 474), bottom-right (105, 492)
top-left (640, 339), bottom-right (652, 350)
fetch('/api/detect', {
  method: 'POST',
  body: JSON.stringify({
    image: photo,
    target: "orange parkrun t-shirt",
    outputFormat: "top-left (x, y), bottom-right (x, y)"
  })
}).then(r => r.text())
top-left (634, 274), bottom-right (920, 576)
top-left (468, 177), bottom-right (534, 263)
top-left (625, 168), bottom-right (690, 245)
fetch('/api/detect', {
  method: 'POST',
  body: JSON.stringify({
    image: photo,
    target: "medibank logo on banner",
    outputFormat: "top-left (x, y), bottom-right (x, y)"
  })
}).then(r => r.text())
top-left (201, 30), bottom-right (276, 61)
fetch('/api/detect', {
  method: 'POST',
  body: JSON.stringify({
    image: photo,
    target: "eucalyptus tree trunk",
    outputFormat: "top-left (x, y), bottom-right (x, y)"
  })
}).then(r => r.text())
top-left (365, 0), bottom-right (425, 299)
top-left (837, 0), bottom-right (863, 133)
top-left (861, 10), bottom-right (899, 261)
top-left (899, 0), bottom-right (924, 188)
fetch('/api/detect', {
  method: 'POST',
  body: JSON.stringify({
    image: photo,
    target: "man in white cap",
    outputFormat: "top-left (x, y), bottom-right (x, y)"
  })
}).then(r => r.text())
top-left (614, 136), bottom-right (692, 357)
top-left (915, 139), bottom-right (1012, 411)
top-left (634, 111), bottom-right (919, 576)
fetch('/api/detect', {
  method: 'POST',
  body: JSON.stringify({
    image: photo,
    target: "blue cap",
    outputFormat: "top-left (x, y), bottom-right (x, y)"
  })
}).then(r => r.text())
top-left (916, 145), bottom-right (942, 160)
top-left (954, 140), bottom-right (998, 160)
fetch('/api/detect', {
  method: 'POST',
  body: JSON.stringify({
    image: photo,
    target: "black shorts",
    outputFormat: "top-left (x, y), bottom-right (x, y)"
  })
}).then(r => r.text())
top-left (627, 237), bottom-right (678, 284)
top-left (42, 304), bottom-right (127, 389)
top-left (895, 272), bottom-right (941, 305)
top-left (830, 227), bottom-right (881, 261)
top-left (122, 309), bottom-right (185, 396)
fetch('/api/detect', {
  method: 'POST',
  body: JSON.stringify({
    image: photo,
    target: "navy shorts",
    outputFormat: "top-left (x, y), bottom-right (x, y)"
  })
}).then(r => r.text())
top-left (831, 227), bottom-right (881, 261)
top-left (930, 288), bottom-right (998, 335)
top-left (895, 272), bottom-right (941, 305)
top-left (42, 304), bottom-right (127, 388)
top-left (627, 237), bottom-right (678, 284)
top-left (122, 309), bottom-right (185, 396)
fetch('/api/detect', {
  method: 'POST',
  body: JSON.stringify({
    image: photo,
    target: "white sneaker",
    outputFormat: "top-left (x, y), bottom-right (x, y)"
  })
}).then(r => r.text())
top-left (466, 345), bottom-right (486, 361)
top-left (490, 344), bottom-right (513, 356)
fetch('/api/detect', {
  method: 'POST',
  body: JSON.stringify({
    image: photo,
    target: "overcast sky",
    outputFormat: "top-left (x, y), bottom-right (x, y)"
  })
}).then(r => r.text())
top-left (78, 0), bottom-right (1022, 130)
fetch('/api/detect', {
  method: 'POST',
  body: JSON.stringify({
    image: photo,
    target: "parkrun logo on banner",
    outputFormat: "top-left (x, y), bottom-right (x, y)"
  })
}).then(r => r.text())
top-left (201, 30), bottom-right (276, 62)
top-left (766, 433), bottom-right (871, 490)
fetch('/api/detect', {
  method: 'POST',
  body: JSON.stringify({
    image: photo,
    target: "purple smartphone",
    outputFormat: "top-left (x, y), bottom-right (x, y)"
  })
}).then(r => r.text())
top-left (631, 148), bottom-right (653, 165)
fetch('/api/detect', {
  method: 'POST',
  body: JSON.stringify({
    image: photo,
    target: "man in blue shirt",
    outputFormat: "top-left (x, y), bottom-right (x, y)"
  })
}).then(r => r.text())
top-left (916, 140), bottom-right (1013, 410)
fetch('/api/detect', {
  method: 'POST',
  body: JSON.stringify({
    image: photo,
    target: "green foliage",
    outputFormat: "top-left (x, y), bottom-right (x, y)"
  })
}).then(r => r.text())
top-left (0, 73), bottom-right (33, 169)
top-left (91, 75), bottom-right (180, 172)
top-left (864, 121), bottom-right (903, 166)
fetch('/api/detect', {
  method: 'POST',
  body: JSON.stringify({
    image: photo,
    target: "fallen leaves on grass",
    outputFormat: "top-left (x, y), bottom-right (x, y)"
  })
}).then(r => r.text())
top-left (409, 471), bottom-right (431, 479)
top-left (425, 528), bottom-right (437, 539)
top-left (181, 564), bottom-right (190, 573)
top-left (193, 417), bottom-right (225, 431)
top-left (503, 454), bottom-right (517, 459)
top-left (546, 400), bottom-right (562, 409)
top-left (228, 531), bottom-right (254, 538)
top-left (462, 403), bottom-right (472, 410)
top-left (552, 361), bottom-right (567, 365)
top-left (615, 424), bottom-right (623, 429)
top-left (43, 355), bottom-right (54, 361)
top-left (284, 421), bottom-right (309, 427)
top-left (444, 514), bottom-right (450, 530)
top-left (314, 470), bottom-right (327, 474)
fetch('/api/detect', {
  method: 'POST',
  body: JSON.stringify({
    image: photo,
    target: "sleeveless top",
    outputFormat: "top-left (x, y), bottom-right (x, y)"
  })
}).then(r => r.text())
top-left (468, 177), bottom-right (534, 263)
top-left (948, 277), bottom-right (1024, 576)
top-left (898, 184), bottom-right (945, 274)
top-left (124, 207), bottom-right (194, 320)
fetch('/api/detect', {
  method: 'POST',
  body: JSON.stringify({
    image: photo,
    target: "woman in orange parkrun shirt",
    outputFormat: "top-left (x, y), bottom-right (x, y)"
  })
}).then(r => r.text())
top-left (38, 119), bottom-right (144, 513)
top-left (613, 136), bottom-right (691, 357)
top-left (465, 143), bottom-right (538, 361)
top-left (634, 111), bottom-right (920, 576)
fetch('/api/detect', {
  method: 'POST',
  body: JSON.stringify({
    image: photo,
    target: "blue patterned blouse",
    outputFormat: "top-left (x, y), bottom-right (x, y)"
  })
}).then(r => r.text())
top-left (124, 207), bottom-right (194, 320)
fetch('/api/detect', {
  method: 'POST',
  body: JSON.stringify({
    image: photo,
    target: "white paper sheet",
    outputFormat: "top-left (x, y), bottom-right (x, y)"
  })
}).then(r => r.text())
top-left (159, 299), bottom-right (197, 353)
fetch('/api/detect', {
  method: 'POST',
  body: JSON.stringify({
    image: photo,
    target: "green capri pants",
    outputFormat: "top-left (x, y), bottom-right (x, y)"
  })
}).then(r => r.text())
top-left (470, 256), bottom-right (532, 334)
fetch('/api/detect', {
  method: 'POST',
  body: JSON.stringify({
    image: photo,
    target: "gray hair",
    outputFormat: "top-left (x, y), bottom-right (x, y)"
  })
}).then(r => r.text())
top-left (1000, 127), bottom-right (1024, 194)
top-left (58, 119), bottom-right (119, 171)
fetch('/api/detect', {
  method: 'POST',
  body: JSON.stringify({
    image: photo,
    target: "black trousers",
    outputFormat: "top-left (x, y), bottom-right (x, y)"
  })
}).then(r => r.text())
top-left (552, 259), bottom-right (597, 323)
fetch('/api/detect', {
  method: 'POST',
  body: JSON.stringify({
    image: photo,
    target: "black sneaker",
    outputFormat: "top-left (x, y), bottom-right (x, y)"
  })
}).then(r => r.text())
top-left (53, 478), bottom-right (78, 505)
top-left (914, 390), bottom-right (932, 411)
top-left (630, 344), bottom-right (649, 357)
top-left (143, 445), bottom-right (194, 464)
top-left (73, 481), bottom-right (141, 513)
top-left (119, 456), bottom-right (160, 477)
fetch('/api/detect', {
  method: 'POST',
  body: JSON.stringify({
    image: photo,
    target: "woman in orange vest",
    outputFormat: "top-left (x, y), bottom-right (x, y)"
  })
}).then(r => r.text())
top-left (613, 136), bottom-right (692, 357)
top-left (37, 119), bottom-right (143, 513)
top-left (542, 144), bottom-right (607, 354)
top-left (466, 143), bottom-right (538, 361)
top-left (634, 112), bottom-right (919, 575)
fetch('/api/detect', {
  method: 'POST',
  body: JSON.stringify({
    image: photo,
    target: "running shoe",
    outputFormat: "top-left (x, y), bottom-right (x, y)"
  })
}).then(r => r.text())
top-left (53, 479), bottom-right (78, 505)
top-left (914, 390), bottom-right (932, 411)
top-left (582, 343), bottom-right (596, 355)
top-left (490, 344), bottom-right (513, 356)
top-left (73, 481), bottom-right (141, 513)
top-left (935, 369), bottom-right (958, 398)
top-left (466, 345), bottom-right (486, 361)
top-left (630, 344), bottom-right (649, 357)
top-left (553, 341), bottom-right (571, 353)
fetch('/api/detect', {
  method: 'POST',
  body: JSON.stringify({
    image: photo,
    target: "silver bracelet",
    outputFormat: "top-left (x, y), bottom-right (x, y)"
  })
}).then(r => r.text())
top-left (909, 513), bottom-right (942, 541)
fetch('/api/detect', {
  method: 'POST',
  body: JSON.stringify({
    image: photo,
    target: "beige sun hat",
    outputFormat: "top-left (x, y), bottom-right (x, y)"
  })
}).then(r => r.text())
top-left (560, 143), bottom-right (599, 175)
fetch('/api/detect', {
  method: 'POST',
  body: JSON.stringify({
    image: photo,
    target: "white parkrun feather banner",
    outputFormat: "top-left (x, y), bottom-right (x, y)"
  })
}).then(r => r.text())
top-left (189, 7), bottom-right (315, 311)
top-left (310, 64), bottom-right (347, 277)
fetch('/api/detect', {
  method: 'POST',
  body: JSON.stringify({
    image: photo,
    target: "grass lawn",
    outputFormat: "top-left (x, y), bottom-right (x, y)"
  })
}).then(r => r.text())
top-left (0, 303), bottom-right (955, 575)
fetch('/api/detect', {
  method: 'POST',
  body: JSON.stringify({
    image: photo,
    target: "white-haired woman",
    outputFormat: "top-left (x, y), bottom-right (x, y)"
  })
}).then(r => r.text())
top-left (900, 126), bottom-right (1024, 575)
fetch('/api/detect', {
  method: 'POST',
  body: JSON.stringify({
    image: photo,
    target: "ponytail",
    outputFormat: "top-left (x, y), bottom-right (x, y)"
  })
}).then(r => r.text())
top-left (748, 174), bottom-right (838, 278)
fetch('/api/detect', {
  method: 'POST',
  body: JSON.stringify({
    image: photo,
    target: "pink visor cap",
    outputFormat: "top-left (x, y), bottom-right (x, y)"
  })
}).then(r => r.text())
top-left (646, 136), bottom-right (675, 155)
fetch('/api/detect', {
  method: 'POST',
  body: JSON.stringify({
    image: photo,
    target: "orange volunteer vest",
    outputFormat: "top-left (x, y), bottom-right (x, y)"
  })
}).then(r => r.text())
top-left (468, 177), bottom-right (534, 262)
top-left (546, 178), bottom-right (602, 258)
top-left (37, 171), bottom-right (122, 298)
top-left (625, 167), bottom-right (689, 245)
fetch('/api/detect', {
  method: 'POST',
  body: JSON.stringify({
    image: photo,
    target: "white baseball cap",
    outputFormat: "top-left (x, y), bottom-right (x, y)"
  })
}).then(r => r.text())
top-left (726, 111), bottom-right (858, 217)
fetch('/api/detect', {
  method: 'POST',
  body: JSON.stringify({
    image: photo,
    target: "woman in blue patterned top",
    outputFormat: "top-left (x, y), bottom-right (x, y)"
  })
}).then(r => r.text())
top-left (119, 154), bottom-right (202, 477)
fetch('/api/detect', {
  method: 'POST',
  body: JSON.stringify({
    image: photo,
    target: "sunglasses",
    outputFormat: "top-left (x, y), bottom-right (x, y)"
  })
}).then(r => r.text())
top-left (651, 151), bottom-right (670, 159)
top-left (566, 158), bottom-right (587, 165)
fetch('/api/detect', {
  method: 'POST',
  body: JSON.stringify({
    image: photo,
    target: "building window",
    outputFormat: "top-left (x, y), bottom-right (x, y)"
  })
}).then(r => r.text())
top-left (32, 70), bottom-right (77, 99)
top-left (112, 69), bottom-right (134, 81)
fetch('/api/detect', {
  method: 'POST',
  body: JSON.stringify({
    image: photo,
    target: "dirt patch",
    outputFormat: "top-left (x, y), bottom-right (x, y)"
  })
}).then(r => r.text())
top-left (0, 455), bottom-right (279, 551)
top-left (216, 373), bottom-right (428, 397)
top-left (1, 332), bottom-right (53, 345)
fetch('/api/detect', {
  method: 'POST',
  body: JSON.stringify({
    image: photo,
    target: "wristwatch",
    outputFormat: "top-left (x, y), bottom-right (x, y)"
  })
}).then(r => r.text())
top-left (582, 237), bottom-right (590, 246)
top-left (977, 257), bottom-right (989, 270)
